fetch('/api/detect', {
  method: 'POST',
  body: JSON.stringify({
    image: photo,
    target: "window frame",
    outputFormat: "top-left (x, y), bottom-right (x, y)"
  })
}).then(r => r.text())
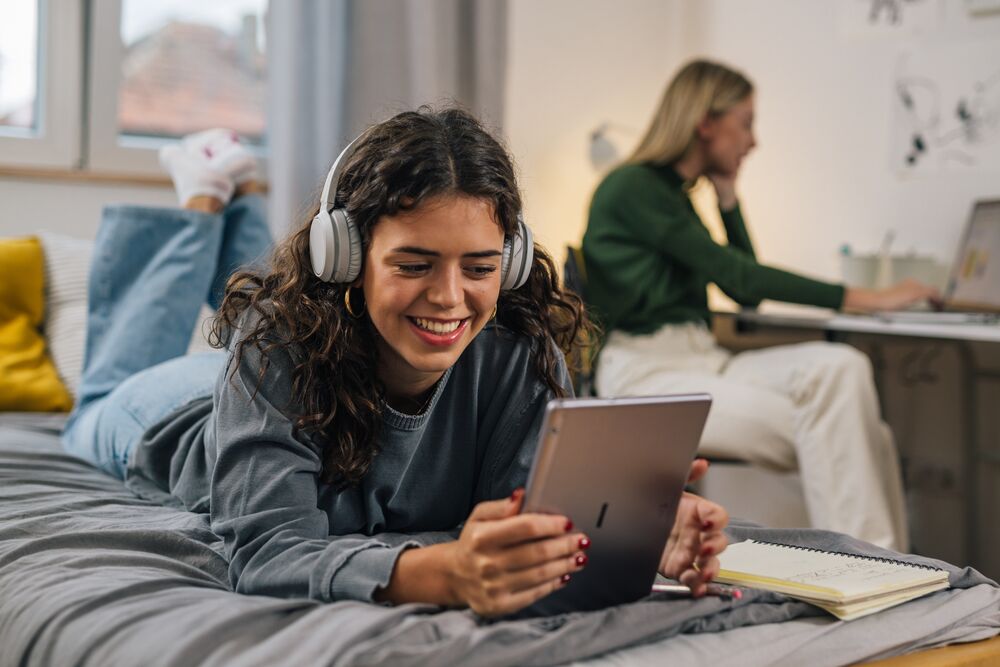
top-left (0, 0), bottom-right (83, 170)
top-left (86, 0), bottom-right (163, 175)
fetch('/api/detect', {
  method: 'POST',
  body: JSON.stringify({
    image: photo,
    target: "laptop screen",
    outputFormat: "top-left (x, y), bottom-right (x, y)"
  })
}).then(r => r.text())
top-left (947, 200), bottom-right (1000, 310)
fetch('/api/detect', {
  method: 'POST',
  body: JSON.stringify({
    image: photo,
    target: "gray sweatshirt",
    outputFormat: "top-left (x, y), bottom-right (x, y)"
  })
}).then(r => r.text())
top-left (126, 322), bottom-right (571, 603)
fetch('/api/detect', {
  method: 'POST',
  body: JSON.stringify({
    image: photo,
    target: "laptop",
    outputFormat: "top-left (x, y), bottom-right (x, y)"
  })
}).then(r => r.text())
top-left (877, 200), bottom-right (1000, 325)
top-left (520, 393), bottom-right (711, 615)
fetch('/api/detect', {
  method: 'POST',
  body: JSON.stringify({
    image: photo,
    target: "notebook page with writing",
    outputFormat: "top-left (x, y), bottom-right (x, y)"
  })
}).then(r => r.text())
top-left (716, 540), bottom-right (948, 605)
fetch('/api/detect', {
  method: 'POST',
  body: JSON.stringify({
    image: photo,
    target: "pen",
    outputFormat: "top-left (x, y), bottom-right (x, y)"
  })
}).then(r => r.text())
top-left (651, 582), bottom-right (743, 600)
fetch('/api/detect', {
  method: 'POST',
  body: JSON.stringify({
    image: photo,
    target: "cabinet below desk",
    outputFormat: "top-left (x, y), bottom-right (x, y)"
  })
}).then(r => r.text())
top-left (715, 310), bottom-right (1000, 581)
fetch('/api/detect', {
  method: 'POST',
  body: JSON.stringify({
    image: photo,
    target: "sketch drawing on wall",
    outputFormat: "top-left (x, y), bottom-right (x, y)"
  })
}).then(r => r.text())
top-left (840, 0), bottom-right (940, 37)
top-left (868, 0), bottom-right (926, 25)
top-left (892, 47), bottom-right (1000, 171)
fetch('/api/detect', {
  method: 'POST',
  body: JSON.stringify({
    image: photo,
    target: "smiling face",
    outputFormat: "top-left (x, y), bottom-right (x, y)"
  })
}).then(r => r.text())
top-left (360, 194), bottom-right (505, 401)
top-left (701, 94), bottom-right (757, 175)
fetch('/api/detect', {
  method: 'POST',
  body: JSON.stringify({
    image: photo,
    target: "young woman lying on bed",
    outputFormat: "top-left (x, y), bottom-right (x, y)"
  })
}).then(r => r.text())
top-left (60, 108), bottom-right (729, 618)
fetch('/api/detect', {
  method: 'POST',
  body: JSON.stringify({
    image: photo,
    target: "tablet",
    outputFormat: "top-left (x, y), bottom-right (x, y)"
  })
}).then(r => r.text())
top-left (521, 393), bottom-right (712, 615)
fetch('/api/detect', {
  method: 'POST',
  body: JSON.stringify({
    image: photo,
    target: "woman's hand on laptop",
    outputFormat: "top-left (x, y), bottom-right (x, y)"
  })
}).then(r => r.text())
top-left (843, 279), bottom-right (942, 313)
top-left (658, 460), bottom-right (729, 596)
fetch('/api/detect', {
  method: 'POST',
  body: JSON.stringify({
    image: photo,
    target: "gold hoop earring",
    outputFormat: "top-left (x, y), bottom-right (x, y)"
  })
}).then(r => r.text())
top-left (344, 288), bottom-right (364, 318)
top-left (489, 304), bottom-right (498, 321)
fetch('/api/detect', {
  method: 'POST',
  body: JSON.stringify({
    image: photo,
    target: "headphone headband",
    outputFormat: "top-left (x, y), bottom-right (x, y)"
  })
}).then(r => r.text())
top-left (319, 136), bottom-right (362, 211)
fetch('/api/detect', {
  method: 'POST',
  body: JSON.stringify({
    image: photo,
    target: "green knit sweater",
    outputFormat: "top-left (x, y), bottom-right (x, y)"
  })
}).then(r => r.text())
top-left (581, 163), bottom-right (845, 334)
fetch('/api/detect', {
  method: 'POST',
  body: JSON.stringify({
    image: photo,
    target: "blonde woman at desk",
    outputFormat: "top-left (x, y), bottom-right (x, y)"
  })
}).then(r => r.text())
top-left (581, 59), bottom-right (940, 551)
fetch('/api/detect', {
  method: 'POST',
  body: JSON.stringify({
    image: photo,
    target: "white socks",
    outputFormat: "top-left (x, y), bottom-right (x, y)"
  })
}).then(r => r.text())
top-left (159, 128), bottom-right (259, 207)
top-left (182, 129), bottom-right (259, 185)
top-left (159, 145), bottom-right (234, 207)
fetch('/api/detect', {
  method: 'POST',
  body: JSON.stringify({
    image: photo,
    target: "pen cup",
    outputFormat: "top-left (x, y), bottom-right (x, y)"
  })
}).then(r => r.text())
top-left (840, 254), bottom-right (880, 289)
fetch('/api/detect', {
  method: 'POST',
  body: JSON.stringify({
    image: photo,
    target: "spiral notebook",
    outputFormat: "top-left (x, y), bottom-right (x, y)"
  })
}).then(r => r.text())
top-left (716, 540), bottom-right (950, 621)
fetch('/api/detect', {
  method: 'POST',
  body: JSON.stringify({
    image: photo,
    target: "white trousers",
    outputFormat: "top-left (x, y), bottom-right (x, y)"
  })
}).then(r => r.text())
top-left (596, 323), bottom-right (909, 551)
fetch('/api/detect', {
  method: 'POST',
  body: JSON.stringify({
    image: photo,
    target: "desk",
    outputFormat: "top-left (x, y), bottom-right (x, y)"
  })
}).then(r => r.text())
top-left (720, 307), bottom-right (1000, 573)
top-left (734, 308), bottom-right (1000, 344)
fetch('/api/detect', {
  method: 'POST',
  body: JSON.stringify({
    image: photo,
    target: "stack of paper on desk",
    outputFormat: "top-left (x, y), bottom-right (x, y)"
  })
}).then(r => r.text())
top-left (716, 539), bottom-right (950, 621)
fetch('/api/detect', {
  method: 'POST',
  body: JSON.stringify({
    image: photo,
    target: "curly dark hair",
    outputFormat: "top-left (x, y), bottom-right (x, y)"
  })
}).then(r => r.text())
top-left (212, 107), bottom-right (595, 488)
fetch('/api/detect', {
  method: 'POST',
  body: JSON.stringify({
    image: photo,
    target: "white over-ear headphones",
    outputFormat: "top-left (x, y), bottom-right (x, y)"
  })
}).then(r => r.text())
top-left (309, 138), bottom-right (364, 284)
top-left (309, 135), bottom-right (534, 290)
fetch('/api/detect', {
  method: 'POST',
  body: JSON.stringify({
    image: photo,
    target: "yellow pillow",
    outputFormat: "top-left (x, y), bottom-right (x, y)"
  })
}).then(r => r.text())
top-left (0, 236), bottom-right (73, 411)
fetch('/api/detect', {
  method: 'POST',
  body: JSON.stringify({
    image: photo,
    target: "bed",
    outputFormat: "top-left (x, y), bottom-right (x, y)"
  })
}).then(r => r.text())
top-left (1, 414), bottom-right (997, 667)
top-left (2, 233), bottom-right (999, 665)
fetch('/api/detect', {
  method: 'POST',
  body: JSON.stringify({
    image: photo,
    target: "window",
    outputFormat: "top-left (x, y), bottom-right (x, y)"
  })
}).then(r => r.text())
top-left (0, 0), bottom-right (82, 169)
top-left (0, 0), bottom-right (39, 132)
top-left (118, 1), bottom-right (267, 143)
top-left (88, 0), bottom-right (269, 175)
top-left (0, 0), bottom-right (267, 175)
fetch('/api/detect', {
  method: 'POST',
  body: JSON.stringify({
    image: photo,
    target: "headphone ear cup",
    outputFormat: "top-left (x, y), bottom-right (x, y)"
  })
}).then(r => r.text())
top-left (330, 209), bottom-right (363, 283)
top-left (309, 210), bottom-right (336, 282)
top-left (500, 236), bottom-right (513, 289)
top-left (500, 217), bottom-right (534, 291)
top-left (309, 208), bottom-right (364, 283)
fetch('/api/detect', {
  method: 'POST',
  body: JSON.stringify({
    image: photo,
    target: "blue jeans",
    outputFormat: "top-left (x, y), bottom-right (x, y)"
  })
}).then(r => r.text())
top-left (61, 195), bottom-right (272, 479)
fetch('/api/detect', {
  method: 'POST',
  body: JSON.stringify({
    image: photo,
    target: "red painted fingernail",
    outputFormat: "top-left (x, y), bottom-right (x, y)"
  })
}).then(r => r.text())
top-left (702, 520), bottom-right (714, 530)
top-left (560, 574), bottom-right (571, 584)
top-left (575, 554), bottom-right (588, 567)
top-left (564, 519), bottom-right (574, 532)
top-left (509, 488), bottom-right (523, 502)
top-left (578, 536), bottom-right (591, 550)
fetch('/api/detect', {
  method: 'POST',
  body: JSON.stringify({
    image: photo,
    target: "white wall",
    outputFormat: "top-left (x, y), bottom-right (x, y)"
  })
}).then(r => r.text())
top-left (686, 0), bottom-right (1000, 283)
top-left (0, 177), bottom-right (176, 241)
top-left (504, 0), bottom-right (683, 253)
top-left (505, 0), bottom-right (1000, 285)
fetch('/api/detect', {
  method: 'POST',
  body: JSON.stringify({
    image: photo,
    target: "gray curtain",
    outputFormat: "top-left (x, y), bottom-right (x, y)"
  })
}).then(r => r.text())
top-left (266, 0), bottom-right (508, 233)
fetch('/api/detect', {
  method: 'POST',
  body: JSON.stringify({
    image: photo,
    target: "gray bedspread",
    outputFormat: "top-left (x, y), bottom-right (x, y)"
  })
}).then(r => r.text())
top-left (1, 419), bottom-right (997, 667)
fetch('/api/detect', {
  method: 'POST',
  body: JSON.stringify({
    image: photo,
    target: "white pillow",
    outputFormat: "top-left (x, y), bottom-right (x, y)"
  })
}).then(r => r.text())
top-left (38, 232), bottom-right (91, 399)
top-left (38, 232), bottom-right (217, 399)
top-left (188, 306), bottom-right (217, 355)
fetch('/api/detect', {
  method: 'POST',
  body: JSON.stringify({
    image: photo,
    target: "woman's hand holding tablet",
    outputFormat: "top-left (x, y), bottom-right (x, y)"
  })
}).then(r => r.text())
top-left (443, 490), bottom-right (591, 616)
top-left (378, 489), bottom-right (590, 618)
